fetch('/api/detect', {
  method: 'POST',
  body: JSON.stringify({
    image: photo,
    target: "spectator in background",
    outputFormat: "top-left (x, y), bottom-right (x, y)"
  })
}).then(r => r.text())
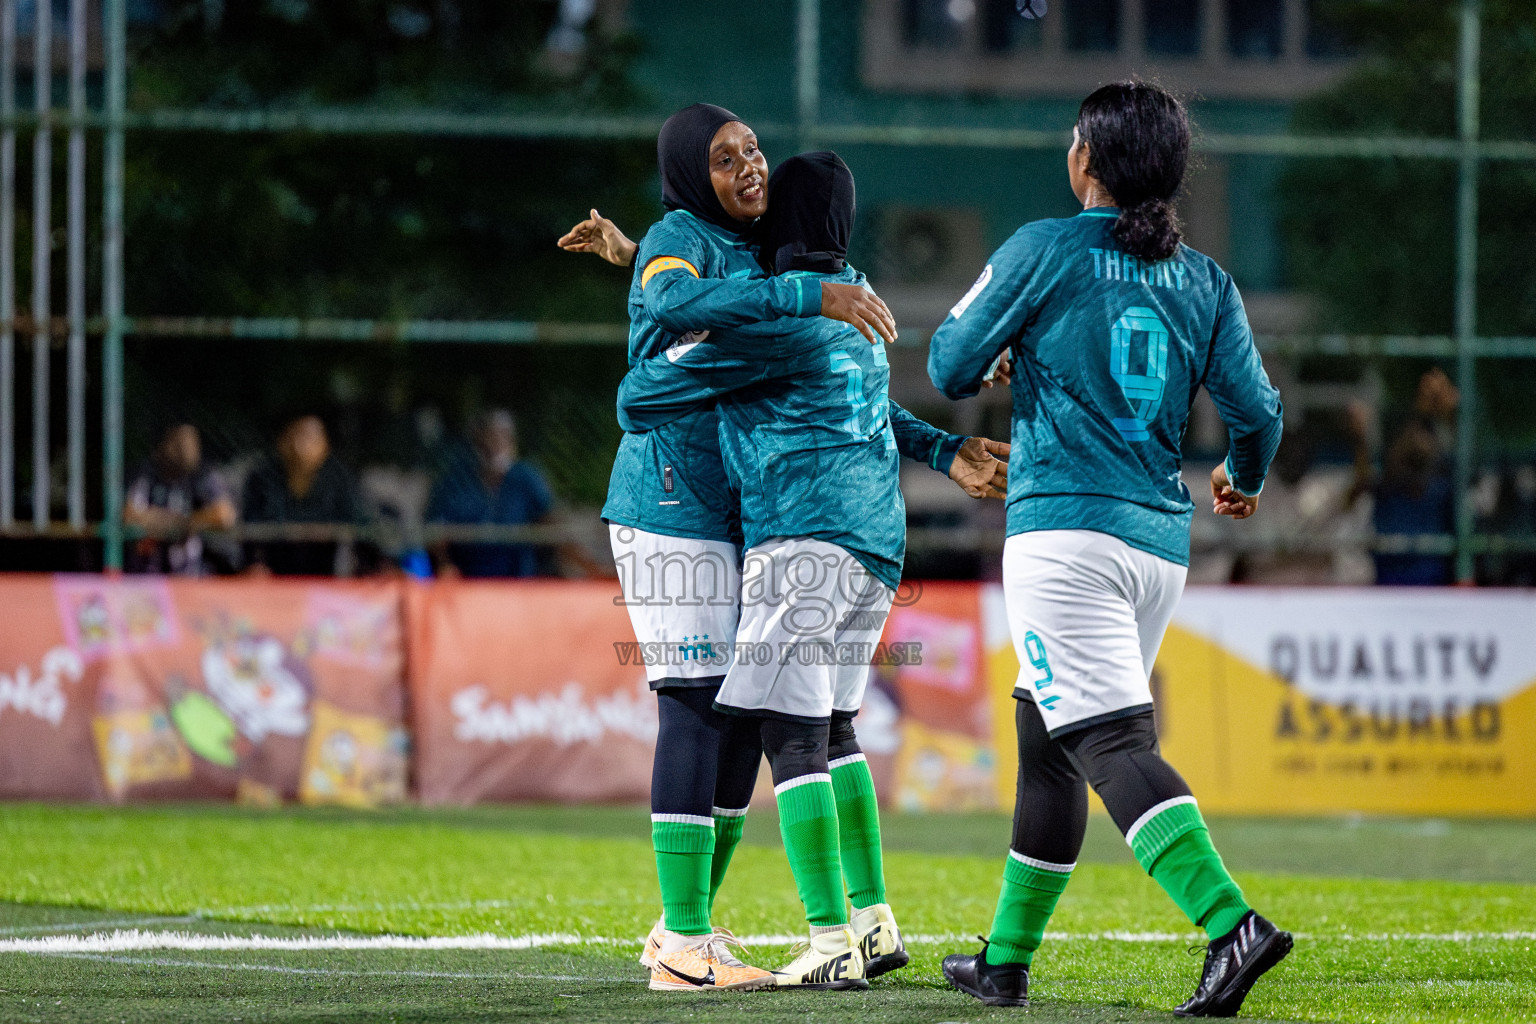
top-left (427, 409), bottom-right (553, 578)
top-left (1475, 462), bottom-right (1536, 586)
top-left (1411, 367), bottom-right (1460, 469)
top-left (243, 414), bottom-right (377, 576)
top-left (1349, 369), bottom-right (1459, 586)
top-left (124, 423), bottom-right (237, 575)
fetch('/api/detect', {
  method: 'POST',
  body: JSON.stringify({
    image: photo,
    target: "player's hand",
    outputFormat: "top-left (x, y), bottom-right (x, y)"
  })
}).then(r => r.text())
top-left (981, 350), bottom-right (1013, 388)
top-left (1211, 462), bottom-right (1259, 519)
top-left (949, 436), bottom-right (1010, 499)
top-left (557, 209), bottom-right (638, 268)
top-left (821, 282), bottom-right (898, 345)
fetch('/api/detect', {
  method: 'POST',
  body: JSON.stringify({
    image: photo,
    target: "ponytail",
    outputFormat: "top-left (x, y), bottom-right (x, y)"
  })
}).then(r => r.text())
top-left (1114, 197), bottom-right (1181, 263)
top-left (1076, 82), bottom-right (1191, 263)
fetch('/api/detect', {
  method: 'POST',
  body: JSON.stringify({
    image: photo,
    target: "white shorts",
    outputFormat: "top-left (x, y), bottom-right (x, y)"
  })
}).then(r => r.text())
top-left (1003, 530), bottom-right (1186, 737)
top-left (609, 523), bottom-right (740, 688)
top-left (715, 537), bottom-right (895, 722)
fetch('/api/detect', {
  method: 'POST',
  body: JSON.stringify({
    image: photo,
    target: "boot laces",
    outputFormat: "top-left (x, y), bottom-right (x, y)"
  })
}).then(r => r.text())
top-left (711, 926), bottom-right (747, 951)
top-left (781, 938), bottom-right (814, 967)
top-left (703, 928), bottom-right (750, 968)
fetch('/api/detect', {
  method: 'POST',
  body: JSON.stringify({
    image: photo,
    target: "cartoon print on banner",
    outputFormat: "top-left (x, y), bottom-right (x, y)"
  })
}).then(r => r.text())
top-left (879, 588), bottom-right (995, 812)
top-left (300, 701), bottom-right (409, 807)
top-left (165, 673), bottom-right (240, 768)
top-left (298, 591), bottom-right (400, 670)
top-left (93, 664), bottom-right (194, 797)
top-left (53, 577), bottom-right (178, 661)
top-left (195, 614), bottom-right (314, 744)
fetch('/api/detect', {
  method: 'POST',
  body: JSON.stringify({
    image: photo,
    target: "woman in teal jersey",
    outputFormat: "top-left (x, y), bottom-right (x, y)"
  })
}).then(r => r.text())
top-left (614, 152), bottom-right (1004, 989)
top-left (928, 82), bottom-right (1291, 1016)
top-left (561, 103), bottom-right (908, 995)
top-left (562, 109), bottom-right (1010, 994)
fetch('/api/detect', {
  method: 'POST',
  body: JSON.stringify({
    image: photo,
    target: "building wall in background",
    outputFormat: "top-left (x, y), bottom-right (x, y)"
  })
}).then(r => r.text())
top-left (619, 0), bottom-right (1354, 316)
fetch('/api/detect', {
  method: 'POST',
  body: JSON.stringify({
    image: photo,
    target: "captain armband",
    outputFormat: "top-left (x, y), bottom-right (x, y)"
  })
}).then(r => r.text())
top-left (641, 256), bottom-right (701, 289)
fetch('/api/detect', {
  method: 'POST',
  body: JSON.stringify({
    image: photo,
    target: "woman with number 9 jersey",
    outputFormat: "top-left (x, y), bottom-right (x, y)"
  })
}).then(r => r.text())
top-left (928, 82), bottom-right (1292, 1017)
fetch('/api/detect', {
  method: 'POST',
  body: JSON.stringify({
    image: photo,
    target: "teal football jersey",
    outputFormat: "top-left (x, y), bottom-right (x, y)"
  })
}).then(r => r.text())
top-left (928, 208), bottom-right (1283, 566)
top-left (617, 266), bottom-right (960, 590)
top-left (601, 210), bottom-right (819, 543)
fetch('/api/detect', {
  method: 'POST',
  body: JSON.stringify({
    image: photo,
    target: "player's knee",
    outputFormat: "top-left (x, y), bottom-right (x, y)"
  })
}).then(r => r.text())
top-left (760, 717), bottom-right (830, 786)
top-left (713, 717), bottom-right (763, 810)
top-left (1060, 710), bottom-right (1160, 766)
top-left (651, 688), bottom-right (726, 816)
top-left (655, 686), bottom-right (722, 743)
top-left (1059, 711), bottom-right (1192, 831)
top-left (827, 710), bottom-right (861, 763)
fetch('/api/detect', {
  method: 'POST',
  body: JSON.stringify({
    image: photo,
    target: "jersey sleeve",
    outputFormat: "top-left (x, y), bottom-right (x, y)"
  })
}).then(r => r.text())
top-left (888, 400), bottom-right (967, 472)
top-left (928, 224), bottom-right (1051, 400)
top-left (615, 338), bottom-right (782, 434)
top-left (642, 266), bottom-right (820, 335)
top-left (1204, 273), bottom-right (1284, 496)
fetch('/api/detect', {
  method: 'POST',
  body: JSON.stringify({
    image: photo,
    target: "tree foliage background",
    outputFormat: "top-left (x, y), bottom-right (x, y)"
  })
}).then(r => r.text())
top-left (1277, 0), bottom-right (1536, 444)
top-left (120, 0), bottom-right (659, 501)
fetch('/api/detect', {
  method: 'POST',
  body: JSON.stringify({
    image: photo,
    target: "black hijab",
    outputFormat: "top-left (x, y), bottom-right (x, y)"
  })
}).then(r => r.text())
top-left (658, 103), bottom-right (749, 232)
top-left (759, 151), bottom-right (854, 276)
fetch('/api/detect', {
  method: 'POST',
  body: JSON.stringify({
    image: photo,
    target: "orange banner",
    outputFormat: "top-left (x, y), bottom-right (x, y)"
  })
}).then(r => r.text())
top-left (1, 575), bottom-right (407, 806)
top-left (5, 575), bottom-right (1534, 816)
top-left (407, 580), bottom-right (657, 805)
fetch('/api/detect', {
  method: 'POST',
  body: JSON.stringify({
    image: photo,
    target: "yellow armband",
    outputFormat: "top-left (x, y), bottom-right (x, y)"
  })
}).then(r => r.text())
top-left (641, 256), bottom-right (700, 288)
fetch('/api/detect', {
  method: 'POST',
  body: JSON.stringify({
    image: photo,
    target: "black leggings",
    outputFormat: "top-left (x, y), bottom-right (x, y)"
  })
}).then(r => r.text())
top-left (651, 687), bottom-right (763, 817)
top-left (760, 717), bottom-right (830, 786)
top-left (1009, 700), bottom-right (1192, 863)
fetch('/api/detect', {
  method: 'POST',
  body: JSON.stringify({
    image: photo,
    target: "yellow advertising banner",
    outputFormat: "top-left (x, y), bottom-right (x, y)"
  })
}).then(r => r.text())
top-left (1157, 589), bottom-right (1536, 816)
top-left (983, 585), bottom-right (1536, 817)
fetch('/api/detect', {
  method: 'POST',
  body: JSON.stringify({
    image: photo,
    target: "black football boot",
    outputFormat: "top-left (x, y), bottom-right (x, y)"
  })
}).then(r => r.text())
top-left (1174, 911), bottom-right (1293, 1017)
top-left (941, 938), bottom-right (1030, 1008)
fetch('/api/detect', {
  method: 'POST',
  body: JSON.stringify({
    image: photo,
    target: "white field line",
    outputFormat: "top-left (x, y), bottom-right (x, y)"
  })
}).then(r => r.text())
top-left (1, 928), bottom-right (1534, 955)
top-left (44, 951), bottom-right (639, 983)
top-left (0, 915), bottom-right (197, 936)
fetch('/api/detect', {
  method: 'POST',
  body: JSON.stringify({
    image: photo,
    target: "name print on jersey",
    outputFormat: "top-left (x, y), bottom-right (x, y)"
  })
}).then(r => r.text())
top-left (1089, 247), bottom-right (1187, 290)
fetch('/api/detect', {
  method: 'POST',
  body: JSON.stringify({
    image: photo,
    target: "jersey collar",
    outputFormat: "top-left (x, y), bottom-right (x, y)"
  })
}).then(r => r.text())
top-left (676, 208), bottom-right (757, 250)
top-left (1078, 207), bottom-right (1119, 219)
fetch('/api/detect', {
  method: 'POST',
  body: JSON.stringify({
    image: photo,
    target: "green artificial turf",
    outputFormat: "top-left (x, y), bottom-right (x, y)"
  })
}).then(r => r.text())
top-left (0, 803), bottom-right (1532, 1023)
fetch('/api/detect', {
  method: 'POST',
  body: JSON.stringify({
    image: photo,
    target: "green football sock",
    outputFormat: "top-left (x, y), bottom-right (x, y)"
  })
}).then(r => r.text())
top-left (652, 814), bottom-right (715, 936)
top-left (1128, 797), bottom-right (1249, 941)
top-left (830, 753), bottom-right (886, 909)
top-left (775, 775), bottom-right (847, 928)
top-left (986, 851), bottom-right (1073, 966)
top-left (708, 807), bottom-right (748, 912)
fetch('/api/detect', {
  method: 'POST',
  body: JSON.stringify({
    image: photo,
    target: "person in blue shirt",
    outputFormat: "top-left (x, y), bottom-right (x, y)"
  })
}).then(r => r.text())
top-left (426, 410), bottom-right (553, 578)
top-left (616, 152), bottom-right (1009, 989)
top-left (926, 82), bottom-right (1291, 1016)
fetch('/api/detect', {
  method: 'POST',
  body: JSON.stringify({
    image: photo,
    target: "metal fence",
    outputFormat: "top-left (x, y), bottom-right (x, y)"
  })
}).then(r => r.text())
top-left (0, 0), bottom-right (1528, 578)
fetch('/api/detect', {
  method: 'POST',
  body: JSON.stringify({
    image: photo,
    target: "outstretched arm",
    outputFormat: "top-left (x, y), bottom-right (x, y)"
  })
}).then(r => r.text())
top-left (889, 401), bottom-right (967, 471)
top-left (557, 209), bottom-right (638, 267)
top-left (558, 210), bottom-right (901, 344)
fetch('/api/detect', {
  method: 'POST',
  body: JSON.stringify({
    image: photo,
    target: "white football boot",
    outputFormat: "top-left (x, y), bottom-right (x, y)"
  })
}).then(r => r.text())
top-left (851, 902), bottom-right (910, 979)
top-left (769, 926), bottom-right (868, 990)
